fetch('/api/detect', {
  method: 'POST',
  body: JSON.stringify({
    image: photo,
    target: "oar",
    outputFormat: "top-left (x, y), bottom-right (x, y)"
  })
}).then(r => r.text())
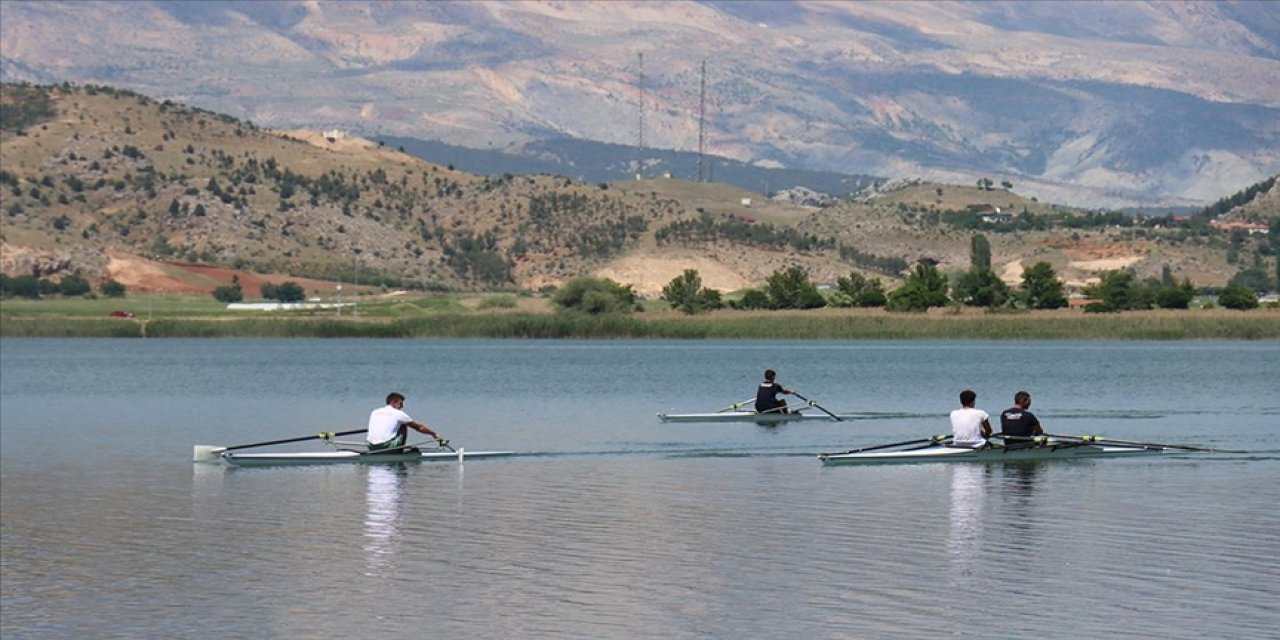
top-left (718, 397), bottom-right (757, 413)
top-left (824, 434), bottom-right (950, 456)
top-left (1043, 432), bottom-right (1230, 453)
top-left (193, 428), bottom-right (367, 462)
top-left (791, 392), bottom-right (843, 421)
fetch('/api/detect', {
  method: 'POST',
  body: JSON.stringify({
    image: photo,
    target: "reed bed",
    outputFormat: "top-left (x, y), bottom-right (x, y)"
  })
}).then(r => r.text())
top-left (2, 309), bottom-right (1276, 339)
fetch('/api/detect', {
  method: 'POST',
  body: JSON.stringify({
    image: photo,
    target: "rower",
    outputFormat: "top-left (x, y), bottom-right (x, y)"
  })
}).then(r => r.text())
top-left (1000, 391), bottom-right (1044, 448)
top-left (755, 369), bottom-right (796, 415)
top-left (949, 389), bottom-right (992, 448)
top-left (367, 392), bottom-right (442, 454)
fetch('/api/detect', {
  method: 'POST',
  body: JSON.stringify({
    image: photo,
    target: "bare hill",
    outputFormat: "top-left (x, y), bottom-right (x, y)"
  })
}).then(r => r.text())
top-left (0, 83), bottom-right (1270, 296)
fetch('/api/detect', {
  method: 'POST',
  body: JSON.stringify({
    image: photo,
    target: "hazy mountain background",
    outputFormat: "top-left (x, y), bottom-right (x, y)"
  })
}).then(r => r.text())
top-left (3, 0), bottom-right (1278, 209)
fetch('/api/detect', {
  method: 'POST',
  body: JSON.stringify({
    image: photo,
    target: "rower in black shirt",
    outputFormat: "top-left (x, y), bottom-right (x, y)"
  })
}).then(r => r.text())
top-left (755, 369), bottom-right (796, 414)
top-left (1000, 390), bottom-right (1044, 446)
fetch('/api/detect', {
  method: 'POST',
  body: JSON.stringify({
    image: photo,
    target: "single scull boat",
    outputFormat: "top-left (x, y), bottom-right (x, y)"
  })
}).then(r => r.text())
top-left (219, 448), bottom-right (516, 467)
top-left (661, 394), bottom-right (866, 423)
top-left (659, 410), bottom-right (870, 423)
top-left (194, 429), bottom-right (515, 467)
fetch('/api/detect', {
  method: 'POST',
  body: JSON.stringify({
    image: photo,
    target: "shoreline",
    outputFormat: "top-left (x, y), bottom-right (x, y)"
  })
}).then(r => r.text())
top-left (2, 309), bottom-right (1278, 339)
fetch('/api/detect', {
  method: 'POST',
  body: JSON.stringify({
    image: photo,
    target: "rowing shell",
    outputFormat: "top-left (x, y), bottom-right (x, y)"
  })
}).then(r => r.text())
top-left (819, 443), bottom-right (1178, 466)
top-left (659, 411), bottom-right (869, 423)
top-left (220, 449), bottom-right (515, 467)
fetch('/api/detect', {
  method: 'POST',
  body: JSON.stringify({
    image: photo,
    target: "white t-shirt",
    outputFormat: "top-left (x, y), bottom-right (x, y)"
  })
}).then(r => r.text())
top-left (950, 407), bottom-right (990, 447)
top-left (368, 405), bottom-right (413, 444)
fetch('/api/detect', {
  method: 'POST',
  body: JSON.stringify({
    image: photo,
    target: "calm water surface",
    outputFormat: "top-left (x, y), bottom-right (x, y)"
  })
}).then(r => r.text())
top-left (2, 339), bottom-right (1278, 638)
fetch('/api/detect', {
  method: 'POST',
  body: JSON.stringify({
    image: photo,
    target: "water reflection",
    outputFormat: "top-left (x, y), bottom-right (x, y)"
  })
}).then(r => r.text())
top-left (363, 464), bottom-right (409, 576)
top-left (1003, 463), bottom-right (1043, 529)
top-left (947, 464), bottom-right (989, 575)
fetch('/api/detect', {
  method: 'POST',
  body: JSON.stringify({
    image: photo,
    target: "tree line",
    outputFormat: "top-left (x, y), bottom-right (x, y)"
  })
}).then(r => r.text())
top-left (548, 233), bottom-right (1272, 315)
top-left (0, 273), bottom-right (125, 298)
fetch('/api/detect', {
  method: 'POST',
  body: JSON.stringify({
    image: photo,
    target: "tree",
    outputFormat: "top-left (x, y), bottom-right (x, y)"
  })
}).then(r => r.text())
top-left (764, 265), bottom-right (826, 309)
top-left (212, 283), bottom-right (243, 303)
top-left (1085, 270), bottom-right (1155, 311)
top-left (953, 268), bottom-right (1010, 307)
top-left (99, 279), bottom-right (127, 298)
top-left (551, 276), bottom-right (637, 314)
top-left (734, 288), bottom-right (770, 310)
top-left (58, 273), bottom-right (92, 296)
top-left (970, 235), bottom-right (992, 271)
top-left (1020, 262), bottom-right (1067, 309)
top-left (887, 263), bottom-right (949, 312)
top-left (262, 282), bottom-right (305, 302)
top-left (661, 269), bottom-right (722, 314)
top-left (1218, 284), bottom-right (1259, 310)
top-left (1228, 267), bottom-right (1272, 294)
top-left (5, 275), bottom-right (43, 298)
top-left (1154, 279), bottom-right (1196, 309)
top-left (836, 271), bottom-right (886, 307)
top-left (954, 234), bottom-right (1009, 307)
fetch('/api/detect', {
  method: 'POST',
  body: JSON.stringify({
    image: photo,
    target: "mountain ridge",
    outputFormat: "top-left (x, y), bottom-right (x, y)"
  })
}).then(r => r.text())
top-left (2, 1), bottom-right (1278, 208)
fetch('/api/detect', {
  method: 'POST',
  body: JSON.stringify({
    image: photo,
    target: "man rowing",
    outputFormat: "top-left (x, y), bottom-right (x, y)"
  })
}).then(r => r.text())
top-left (755, 369), bottom-right (797, 415)
top-left (367, 392), bottom-right (442, 453)
top-left (1000, 391), bottom-right (1044, 447)
top-left (949, 389), bottom-right (992, 448)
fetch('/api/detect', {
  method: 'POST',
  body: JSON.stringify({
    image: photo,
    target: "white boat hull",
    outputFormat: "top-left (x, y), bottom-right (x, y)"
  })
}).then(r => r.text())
top-left (221, 449), bottom-right (515, 467)
top-left (819, 444), bottom-right (1175, 466)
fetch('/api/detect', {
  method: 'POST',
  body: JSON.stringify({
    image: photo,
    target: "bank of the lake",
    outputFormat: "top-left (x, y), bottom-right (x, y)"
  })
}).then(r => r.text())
top-left (2, 307), bottom-right (1278, 339)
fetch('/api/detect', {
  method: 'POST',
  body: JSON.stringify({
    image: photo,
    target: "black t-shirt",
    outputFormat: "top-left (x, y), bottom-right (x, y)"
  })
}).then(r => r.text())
top-left (755, 381), bottom-right (785, 412)
top-left (1000, 407), bottom-right (1041, 438)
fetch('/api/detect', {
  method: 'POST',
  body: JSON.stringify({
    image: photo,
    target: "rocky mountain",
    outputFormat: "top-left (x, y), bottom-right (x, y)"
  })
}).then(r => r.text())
top-left (2, 1), bottom-right (1278, 209)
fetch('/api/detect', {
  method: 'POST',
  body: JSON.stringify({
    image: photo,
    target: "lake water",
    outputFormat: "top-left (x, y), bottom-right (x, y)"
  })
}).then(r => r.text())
top-left (2, 338), bottom-right (1278, 639)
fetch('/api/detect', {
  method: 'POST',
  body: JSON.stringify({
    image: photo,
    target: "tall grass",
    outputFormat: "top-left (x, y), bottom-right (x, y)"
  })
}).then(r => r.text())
top-left (2, 309), bottom-right (1277, 339)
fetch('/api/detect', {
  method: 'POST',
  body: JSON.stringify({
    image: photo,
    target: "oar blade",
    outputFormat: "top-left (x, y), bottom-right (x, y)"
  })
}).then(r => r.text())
top-left (193, 445), bottom-right (226, 463)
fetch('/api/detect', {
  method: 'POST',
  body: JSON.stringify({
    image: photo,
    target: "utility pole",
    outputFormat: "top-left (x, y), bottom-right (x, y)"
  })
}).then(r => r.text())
top-left (636, 52), bottom-right (645, 180)
top-left (697, 59), bottom-right (706, 183)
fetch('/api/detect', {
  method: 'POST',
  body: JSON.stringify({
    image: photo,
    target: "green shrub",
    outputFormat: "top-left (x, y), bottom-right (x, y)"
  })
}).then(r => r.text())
top-left (99, 279), bottom-right (127, 298)
top-left (551, 276), bottom-right (637, 314)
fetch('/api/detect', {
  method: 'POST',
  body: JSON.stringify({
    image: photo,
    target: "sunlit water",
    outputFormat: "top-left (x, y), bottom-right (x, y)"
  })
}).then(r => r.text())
top-left (2, 339), bottom-right (1278, 638)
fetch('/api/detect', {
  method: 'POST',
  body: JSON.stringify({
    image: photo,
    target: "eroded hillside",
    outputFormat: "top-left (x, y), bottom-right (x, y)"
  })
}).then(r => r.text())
top-left (1, 83), bottom-right (1273, 296)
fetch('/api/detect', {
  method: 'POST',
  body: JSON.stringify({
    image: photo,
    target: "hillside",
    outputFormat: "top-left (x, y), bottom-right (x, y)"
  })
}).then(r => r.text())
top-left (3, 1), bottom-right (1278, 208)
top-left (0, 83), bottom-right (701, 292)
top-left (1, 83), bottom-right (1272, 297)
